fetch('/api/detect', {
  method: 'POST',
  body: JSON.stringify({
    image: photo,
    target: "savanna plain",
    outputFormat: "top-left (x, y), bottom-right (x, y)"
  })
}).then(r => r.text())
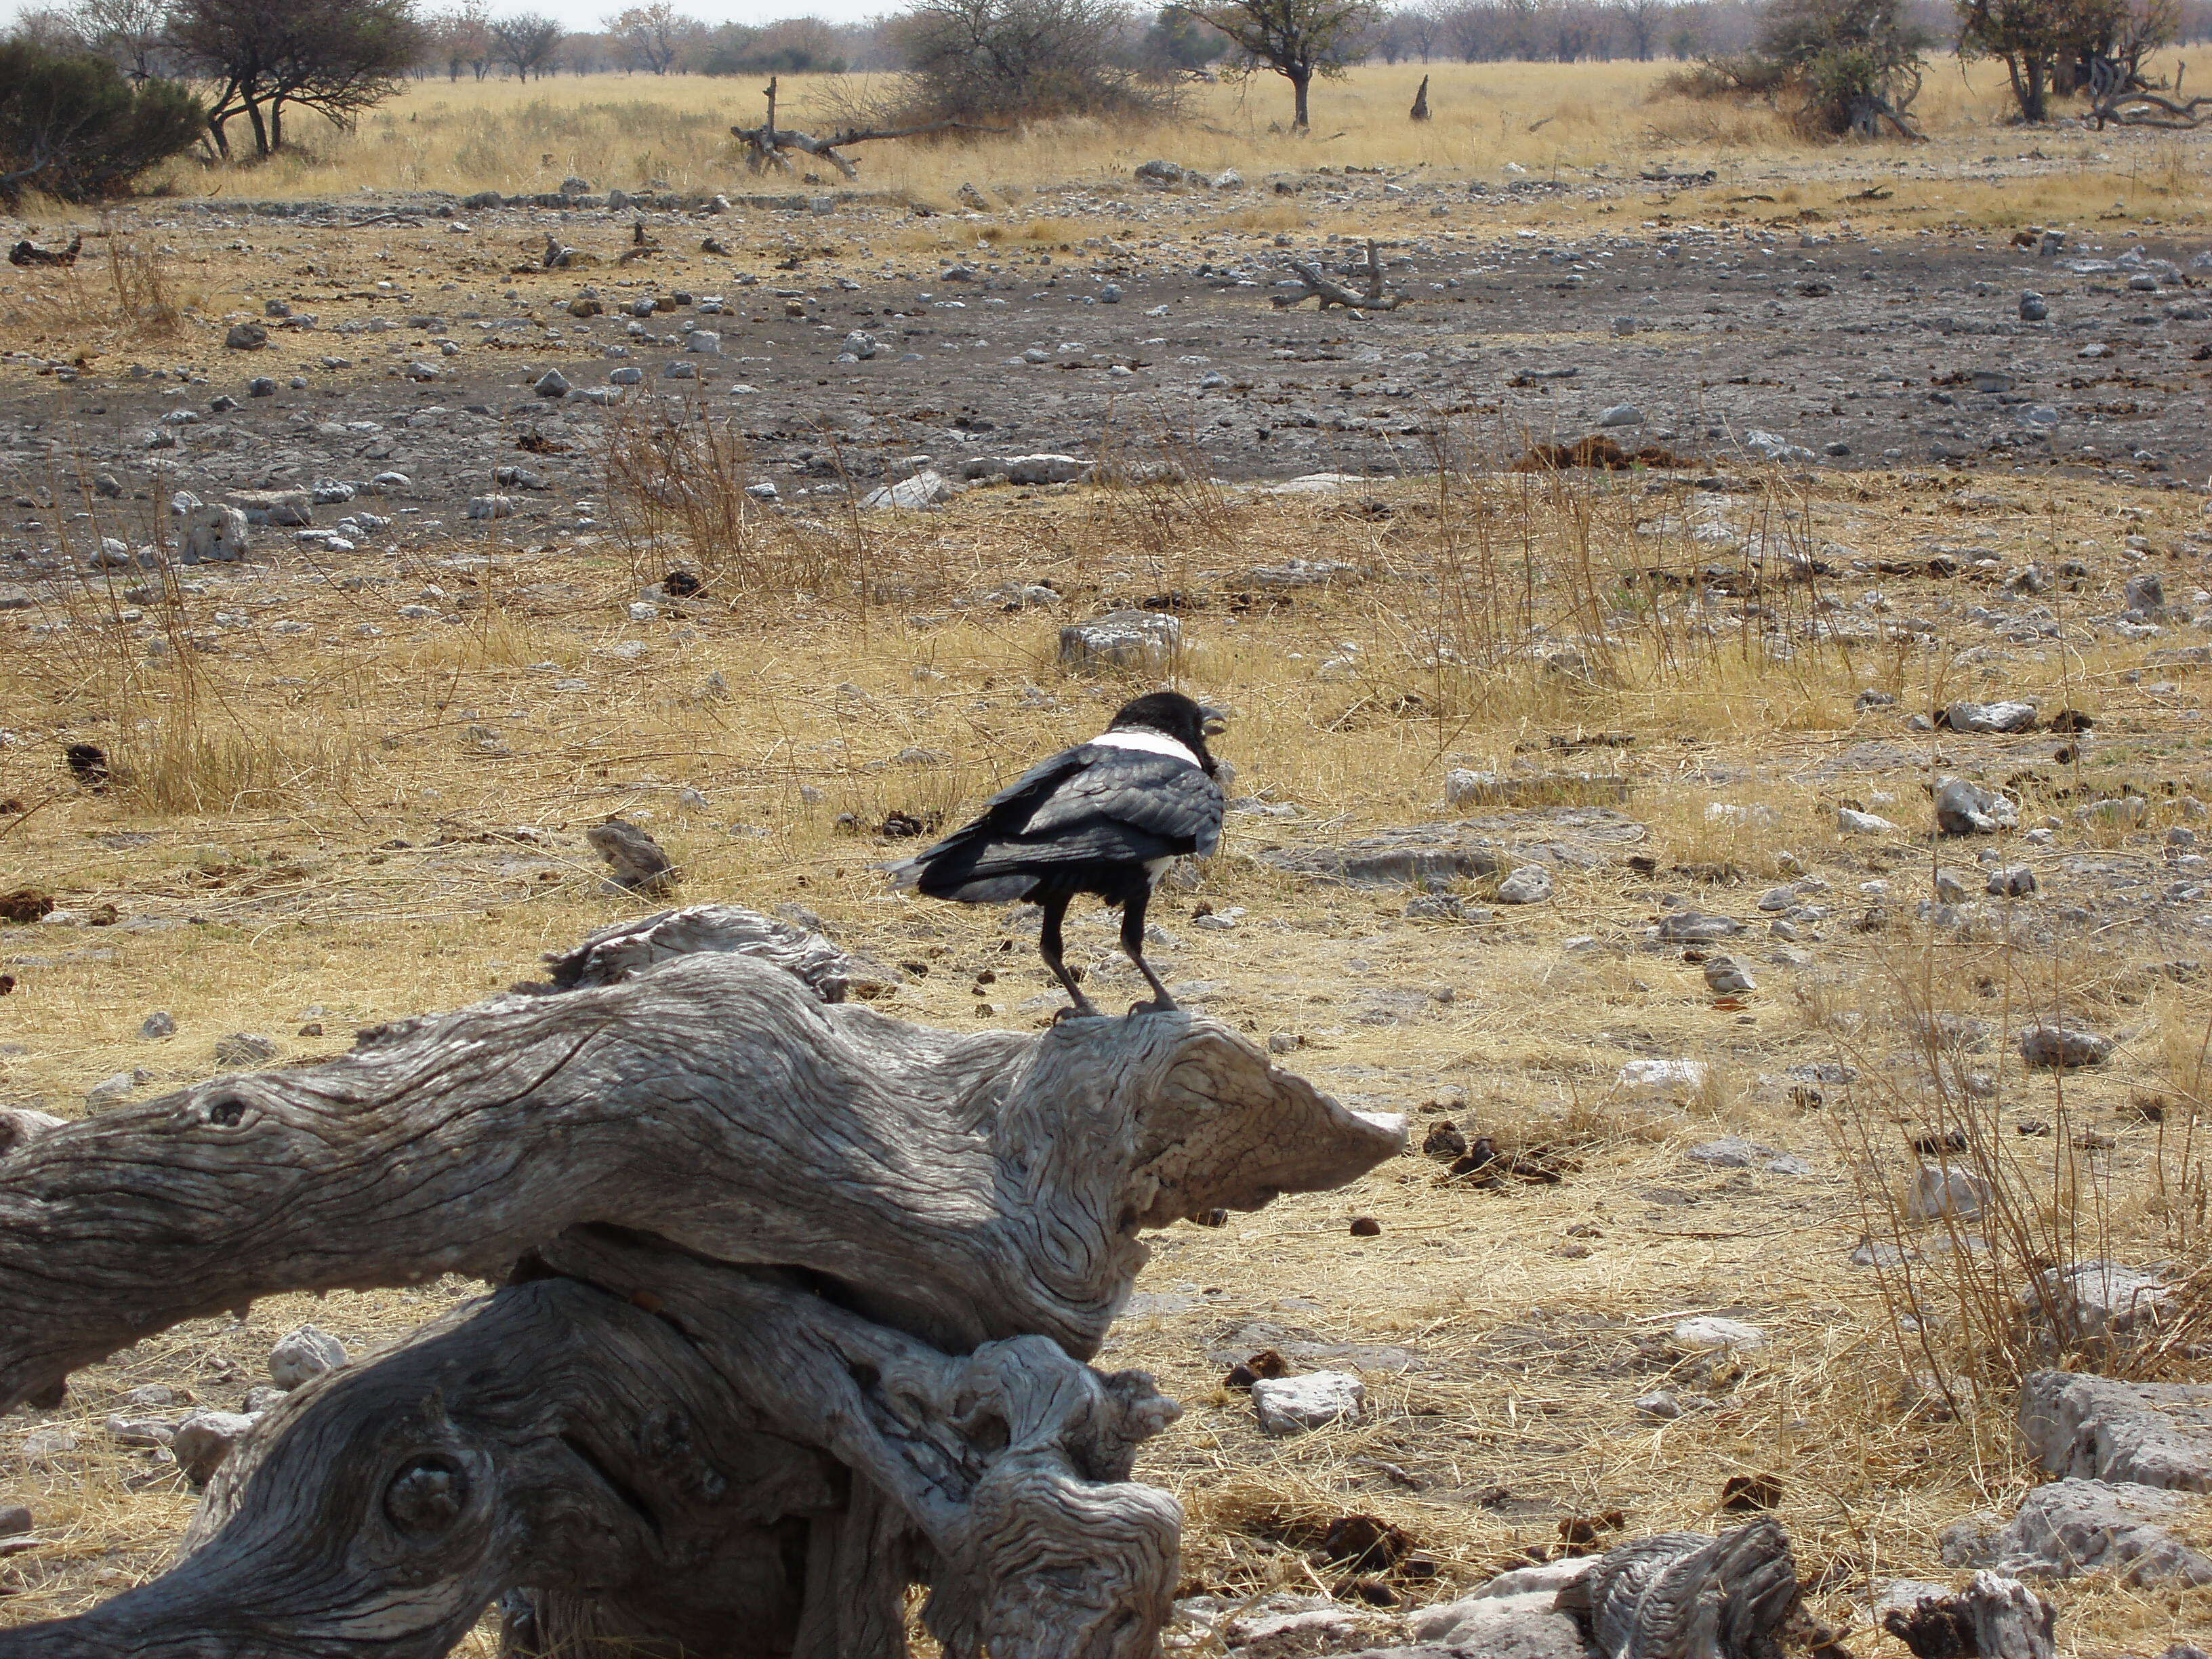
top-left (5, 54), bottom-right (2212, 1659)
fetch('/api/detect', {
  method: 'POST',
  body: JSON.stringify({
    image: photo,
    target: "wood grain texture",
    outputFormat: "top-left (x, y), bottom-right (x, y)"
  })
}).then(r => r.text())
top-left (5, 1272), bottom-right (841, 1659)
top-left (0, 910), bottom-right (1400, 1658)
top-left (0, 947), bottom-right (1401, 1409)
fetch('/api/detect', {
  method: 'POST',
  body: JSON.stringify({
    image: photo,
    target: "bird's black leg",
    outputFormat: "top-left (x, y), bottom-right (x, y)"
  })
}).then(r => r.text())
top-left (1038, 892), bottom-right (1099, 1019)
top-left (1120, 886), bottom-right (1177, 1015)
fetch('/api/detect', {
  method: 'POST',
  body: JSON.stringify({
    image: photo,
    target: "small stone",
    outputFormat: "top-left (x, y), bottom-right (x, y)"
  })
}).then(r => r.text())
top-left (533, 369), bottom-right (571, 398)
top-left (1908, 1163), bottom-right (1990, 1221)
top-left (860, 471), bottom-right (956, 511)
top-left (1614, 1058), bottom-right (1709, 1098)
top-left (1496, 865), bottom-right (1553, 905)
top-left (1059, 609), bottom-right (1184, 674)
top-left (1598, 403), bottom-right (1643, 428)
top-left (0, 1504), bottom-right (30, 1538)
top-left (1839, 807), bottom-right (1900, 834)
top-left (125, 1383), bottom-right (176, 1408)
top-left (1945, 699), bottom-right (2039, 734)
top-left (2019, 1024), bottom-right (2112, 1069)
top-left (1971, 1478), bottom-right (2212, 1584)
top-left (1685, 1136), bottom-right (1775, 1168)
top-left (1252, 1370), bottom-right (1364, 1434)
top-left (213, 1031), bottom-right (278, 1067)
top-left (1654, 912), bottom-right (1740, 943)
top-left (224, 321), bottom-right (268, 350)
top-left (2023, 1264), bottom-right (2175, 1349)
top-left (1702, 956), bottom-right (1755, 995)
top-left (1936, 777), bottom-right (2020, 836)
top-left (17, 1427), bottom-right (78, 1467)
top-left (268, 1324), bottom-right (347, 1390)
top-left (468, 495), bottom-right (514, 520)
top-left (1349, 1216), bottom-right (1381, 1237)
top-left (1635, 1391), bottom-right (1683, 1418)
top-left (104, 1414), bottom-right (176, 1447)
top-left (1987, 865), bottom-right (2037, 897)
top-left (2020, 292), bottom-right (2049, 321)
top-left (85, 1071), bottom-right (138, 1107)
top-left (1673, 1316), bottom-right (1766, 1351)
top-left (171, 1411), bottom-right (260, 1484)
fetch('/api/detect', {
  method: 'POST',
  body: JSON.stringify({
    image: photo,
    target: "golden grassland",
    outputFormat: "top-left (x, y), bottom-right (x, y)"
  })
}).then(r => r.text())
top-left (79, 55), bottom-right (2207, 236)
top-left (4, 451), bottom-right (2212, 1651)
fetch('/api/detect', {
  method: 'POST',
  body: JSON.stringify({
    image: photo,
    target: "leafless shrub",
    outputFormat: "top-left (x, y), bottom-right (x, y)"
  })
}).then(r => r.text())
top-left (600, 403), bottom-right (863, 608)
top-left (1824, 949), bottom-right (2212, 1426)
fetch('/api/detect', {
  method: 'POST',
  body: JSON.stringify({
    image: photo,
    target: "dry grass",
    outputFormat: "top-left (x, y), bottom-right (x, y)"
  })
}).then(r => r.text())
top-left (5, 447), bottom-right (2212, 1650)
top-left (33, 55), bottom-right (2182, 239)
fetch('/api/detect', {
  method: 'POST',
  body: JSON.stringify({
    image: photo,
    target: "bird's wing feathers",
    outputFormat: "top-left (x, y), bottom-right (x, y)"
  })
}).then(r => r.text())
top-left (900, 742), bottom-right (1223, 895)
top-left (1018, 747), bottom-right (1223, 853)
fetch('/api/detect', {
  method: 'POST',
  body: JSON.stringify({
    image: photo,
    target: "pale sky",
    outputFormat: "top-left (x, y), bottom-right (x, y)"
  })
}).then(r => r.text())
top-left (0, 0), bottom-right (895, 33)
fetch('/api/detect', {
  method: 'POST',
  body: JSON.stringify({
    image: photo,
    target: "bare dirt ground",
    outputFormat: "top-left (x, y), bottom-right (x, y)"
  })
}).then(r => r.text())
top-left (2, 161), bottom-right (2209, 546)
top-left (5, 143), bottom-right (2212, 1659)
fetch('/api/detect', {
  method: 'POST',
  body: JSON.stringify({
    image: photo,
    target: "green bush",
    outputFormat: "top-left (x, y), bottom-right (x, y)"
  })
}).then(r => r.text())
top-left (0, 43), bottom-right (204, 209)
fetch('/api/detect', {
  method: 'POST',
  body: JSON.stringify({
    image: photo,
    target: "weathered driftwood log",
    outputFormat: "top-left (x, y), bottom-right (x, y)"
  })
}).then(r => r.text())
top-left (1561, 1515), bottom-right (1801, 1659)
top-left (0, 937), bottom-right (1395, 1406)
top-left (0, 905), bottom-right (1399, 1658)
top-left (525, 903), bottom-right (899, 1001)
top-left (1271, 239), bottom-right (1404, 314)
top-left (8, 1236), bottom-right (1183, 1659)
top-left (1878, 1571), bottom-right (2055, 1659)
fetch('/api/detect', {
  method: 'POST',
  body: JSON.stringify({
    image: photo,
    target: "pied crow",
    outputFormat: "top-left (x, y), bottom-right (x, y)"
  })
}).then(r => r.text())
top-left (890, 691), bottom-right (1226, 1018)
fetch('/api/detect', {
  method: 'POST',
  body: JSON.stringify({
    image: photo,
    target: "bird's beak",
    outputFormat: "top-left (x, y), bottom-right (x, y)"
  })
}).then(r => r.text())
top-left (1200, 705), bottom-right (1228, 737)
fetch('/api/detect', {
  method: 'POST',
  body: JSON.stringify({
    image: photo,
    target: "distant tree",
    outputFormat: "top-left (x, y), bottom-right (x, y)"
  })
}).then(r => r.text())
top-left (7, 7), bottom-right (92, 49)
top-left (1200, 0), bottom-right (1379, 125)
top-left (1957, 0), bottom-right (2173, 118)
top-left (0, 40), bottom-right (203, 206)
top-left (882, 0), bottom-right (1164, 122)
top-left (1613, 0), bottom-right (1666, 56)
top-left (71, 0), bottom-right (172, 79)
top-left (433, 1), bottom-right (496, 79)
top-left (1141, 3), bottom-right (1229, 70)
top-left (490, 10), bottom-right (562, 79)
top-left (1401, 2), bottom-right (1447, 58)
top-left (173, 0), bottom-right (424, 157)
top-left (1668, 0), bottom-right (1927, 134)
top-left (605, 1), bottom-right (695, 72)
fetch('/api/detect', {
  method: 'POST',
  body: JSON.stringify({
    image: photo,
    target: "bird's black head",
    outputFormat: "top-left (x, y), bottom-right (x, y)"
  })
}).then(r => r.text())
top-left (1109, 691), bottom-right (1225, 776)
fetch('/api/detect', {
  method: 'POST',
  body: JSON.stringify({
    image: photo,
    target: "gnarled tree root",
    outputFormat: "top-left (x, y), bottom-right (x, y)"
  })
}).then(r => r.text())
top-left (0, 906), bottom-right (1397, 1657)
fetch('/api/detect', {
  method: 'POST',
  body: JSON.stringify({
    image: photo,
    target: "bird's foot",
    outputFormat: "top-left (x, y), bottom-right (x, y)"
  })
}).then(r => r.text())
top-left (1126, 997), bottom-right (1180, 1017)
top-left (1052, 1001), bottom-right (1105, 1025)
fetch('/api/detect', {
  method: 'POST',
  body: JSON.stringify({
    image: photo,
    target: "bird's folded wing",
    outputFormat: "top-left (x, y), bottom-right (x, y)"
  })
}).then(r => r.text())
top-left (1019, 751), bottom-right (1224, 855)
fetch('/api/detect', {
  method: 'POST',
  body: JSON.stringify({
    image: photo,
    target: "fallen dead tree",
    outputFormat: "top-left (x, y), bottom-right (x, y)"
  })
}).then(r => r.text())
top-left (1271, 238), bottom-right (1404, 314)
top-left (731, 74), bottom-right (1002, 180)
top-left (0, 905), bottom-right (1401, 1658)
top-left (2089, 88), bottom-right (2211, 128)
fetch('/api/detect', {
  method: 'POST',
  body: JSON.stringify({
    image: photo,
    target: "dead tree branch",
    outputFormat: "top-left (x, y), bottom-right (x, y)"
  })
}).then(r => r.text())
top-left (1271, 237), bottom-right (1405, 313)
top-left (730, 79), bottom-right (1006, 181)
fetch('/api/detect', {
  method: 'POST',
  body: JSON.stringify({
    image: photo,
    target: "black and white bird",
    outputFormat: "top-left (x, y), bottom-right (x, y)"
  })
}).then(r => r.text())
top-left (889, 691), bottom-right (1227, 1019)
